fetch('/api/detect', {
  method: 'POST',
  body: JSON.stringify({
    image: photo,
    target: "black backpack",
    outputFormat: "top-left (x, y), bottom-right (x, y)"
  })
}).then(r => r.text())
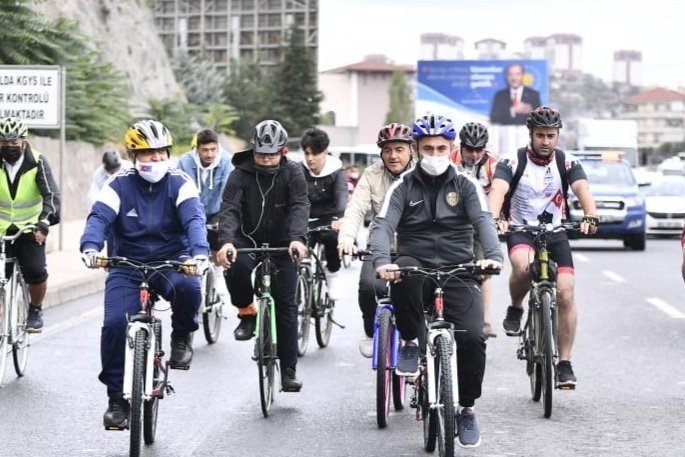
top-left (502, 147), bottom-right (569, 219)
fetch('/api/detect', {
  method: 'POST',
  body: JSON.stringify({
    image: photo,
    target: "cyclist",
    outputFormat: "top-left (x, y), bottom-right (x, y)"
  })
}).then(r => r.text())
top-left (300, 127), bottom-right (347, 300)
top-left (371, 113), bottom-right (503, 448)
top-left (177, 129), bottom-right (233, 270)
top-left (345, 165), bottom-right (361, 196)
top-left (337, 122), bottom-right (414, 357)
top-left (450, 122), bottom-right (499, 339)
top-left (80, 119), bottom-right (208, 430)
top-left (88, 149), bottom-right (132, 206)
top-left (0, 116), bottom-right (60, 333)
top-left (216, 120), bottom-right (309, 392)
top-left (488, 106), bottom-right (598, 389)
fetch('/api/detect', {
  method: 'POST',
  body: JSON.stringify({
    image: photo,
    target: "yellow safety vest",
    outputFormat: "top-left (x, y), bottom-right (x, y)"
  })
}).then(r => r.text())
top-left (0, 150), bottom-right (42, 235)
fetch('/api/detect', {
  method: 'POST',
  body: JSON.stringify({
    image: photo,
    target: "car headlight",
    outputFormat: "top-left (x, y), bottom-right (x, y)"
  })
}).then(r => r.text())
top-left (623, 197), bottom-right (644, 207)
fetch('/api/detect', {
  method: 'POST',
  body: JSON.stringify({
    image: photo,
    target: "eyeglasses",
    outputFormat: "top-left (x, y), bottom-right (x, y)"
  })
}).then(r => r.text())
top-left (255, 152), bottom-right (280, 159)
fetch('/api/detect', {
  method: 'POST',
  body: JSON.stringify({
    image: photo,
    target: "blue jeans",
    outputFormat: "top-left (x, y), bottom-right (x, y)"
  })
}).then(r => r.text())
top-left (99, 267), bottom-right (201, 395)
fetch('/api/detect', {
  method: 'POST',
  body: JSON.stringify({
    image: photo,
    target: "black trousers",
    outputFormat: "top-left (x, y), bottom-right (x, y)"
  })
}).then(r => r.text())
top-left (307, 224), bottom-right (341, 273)
top-left (224, 252), bottom-right (299, 371)
top-left (390, 255), bottom-right (486, 407)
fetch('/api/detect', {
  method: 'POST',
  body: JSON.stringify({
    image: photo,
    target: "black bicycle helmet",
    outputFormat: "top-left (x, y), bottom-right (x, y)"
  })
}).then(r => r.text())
top-left (526, 106), bottom-right (563, 130)
top-left (102, 149), bottom-right (121, 172)
top-left (459, 122), bottom-right (489, 149)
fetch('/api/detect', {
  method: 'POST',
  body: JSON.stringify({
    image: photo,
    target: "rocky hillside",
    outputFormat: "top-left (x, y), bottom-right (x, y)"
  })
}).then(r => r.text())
top-left (33, 0), bottom-right (182, 113)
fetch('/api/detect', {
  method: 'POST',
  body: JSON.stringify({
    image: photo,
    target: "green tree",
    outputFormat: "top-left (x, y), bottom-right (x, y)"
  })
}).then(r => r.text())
top-left (269, 25), bottom-right (322, 137)
top-left (385, 70), bottom-right (413, 125)
top-left (145, 97), bottom-right (195, 154)
top-left (200, 103), bottom-right (238, 135)
top-left (172, 49), bottom-right (226, 105)
top-left (223, 59), bottom-right (270, 142)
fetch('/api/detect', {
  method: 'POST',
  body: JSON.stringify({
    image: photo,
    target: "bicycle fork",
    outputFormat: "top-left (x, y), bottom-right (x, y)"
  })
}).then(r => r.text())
top-left (123, 322), bottom-right (173, 401)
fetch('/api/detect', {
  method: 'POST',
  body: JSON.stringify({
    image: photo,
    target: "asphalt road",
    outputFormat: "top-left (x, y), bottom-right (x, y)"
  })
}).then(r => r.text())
top-left (1, 237), bottom-right (684, 457)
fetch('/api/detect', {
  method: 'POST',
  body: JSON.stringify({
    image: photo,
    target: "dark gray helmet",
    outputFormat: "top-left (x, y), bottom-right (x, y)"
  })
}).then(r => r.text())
top-left (526, 106), bottom-right (563, 130)
top-left (251, 120), bottom-right (288, 154)
top-left (459, 122), bottom-right (489, 149)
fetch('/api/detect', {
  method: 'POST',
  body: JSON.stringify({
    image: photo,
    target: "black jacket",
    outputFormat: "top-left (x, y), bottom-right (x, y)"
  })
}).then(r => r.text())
top-left (370, 164), bottom-right (502, 269)
top-left (218, 149), bottom-right (310, 248)
top-left (301, 155), bottom-right (347, 223)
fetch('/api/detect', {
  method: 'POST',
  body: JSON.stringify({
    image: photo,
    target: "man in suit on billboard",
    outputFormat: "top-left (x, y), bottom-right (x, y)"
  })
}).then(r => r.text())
top-left (489, 63), bottom-right (541, 125)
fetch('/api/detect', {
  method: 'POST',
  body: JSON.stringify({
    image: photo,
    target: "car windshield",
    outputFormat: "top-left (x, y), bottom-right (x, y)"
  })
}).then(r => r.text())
top-left (581, 160), bottom-right (636, 186)
top-left (640, 179), bottom-right (685, 196)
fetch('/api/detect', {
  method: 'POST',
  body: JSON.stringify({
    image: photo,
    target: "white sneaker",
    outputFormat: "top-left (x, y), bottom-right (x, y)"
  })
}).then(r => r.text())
top-left (326, 270), bottom-right (341, 301)
top-left (358, 336), bottom-right (373, 358)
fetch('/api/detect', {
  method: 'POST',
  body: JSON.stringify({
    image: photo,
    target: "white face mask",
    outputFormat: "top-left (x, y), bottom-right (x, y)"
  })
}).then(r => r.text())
top-left (420, 155), bottom-right (450, 176)
top-left (136, 160), bottom-right (170, 183)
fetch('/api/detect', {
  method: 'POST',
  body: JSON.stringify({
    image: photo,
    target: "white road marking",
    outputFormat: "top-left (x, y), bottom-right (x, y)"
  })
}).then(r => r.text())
top-left (646, 297), bottom-right (685, 319)
top-left (574, 253), bottom-right (590, 263)
top-left (31, 307), bottom-right (103, 343)
top-left (602, 270), bottom-right (625, 283)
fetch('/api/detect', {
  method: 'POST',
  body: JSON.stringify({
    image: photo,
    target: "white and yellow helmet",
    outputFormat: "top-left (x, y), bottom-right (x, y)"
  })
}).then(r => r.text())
top-left (124, 119), bottom-right (173, 151)
top-left (0, 117), bottom-right (28, 140)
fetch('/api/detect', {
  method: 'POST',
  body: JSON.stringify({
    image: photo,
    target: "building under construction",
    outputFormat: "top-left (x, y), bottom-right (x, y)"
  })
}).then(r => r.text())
top-left (152, 0), bottom-right (318, 72)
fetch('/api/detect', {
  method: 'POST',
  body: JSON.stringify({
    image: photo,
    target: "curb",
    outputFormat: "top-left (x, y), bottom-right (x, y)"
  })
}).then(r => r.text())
top-left (44, 271), bottom-right (106, 309)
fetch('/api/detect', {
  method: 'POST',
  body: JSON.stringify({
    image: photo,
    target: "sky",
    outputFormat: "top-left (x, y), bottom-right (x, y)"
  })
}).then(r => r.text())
top-left (318, 0), bottom-right (685, 88)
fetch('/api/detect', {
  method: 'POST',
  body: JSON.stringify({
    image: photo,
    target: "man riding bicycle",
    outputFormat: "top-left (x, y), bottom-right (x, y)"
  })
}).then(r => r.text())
top-left (80, 120), bottom-right (209, 430)
top-left (0, 117), bottom-right (61, 333)
top-left (488, 106), bottom-right (598, 388)
top-left (300, 127), bottom-right (348, 300)
top-left (216, 120), bottom-right (309, 392)
top-left (337, 122), bottom-right (414, 357)
top-left (370, 113), bottom-right (503, 448)
top-left (450, 122), bottom-right (499, 339)
top-left (177, 129), bottom-right (233, 279)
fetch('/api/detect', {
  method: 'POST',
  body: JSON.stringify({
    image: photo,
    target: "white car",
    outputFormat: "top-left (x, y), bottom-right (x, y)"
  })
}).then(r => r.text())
top-left (640, 176), bottom-right (685, 236)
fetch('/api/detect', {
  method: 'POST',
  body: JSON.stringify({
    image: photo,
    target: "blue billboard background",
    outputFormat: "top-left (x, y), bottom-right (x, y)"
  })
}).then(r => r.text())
top-left (416, 59), bottom-right (549, 120)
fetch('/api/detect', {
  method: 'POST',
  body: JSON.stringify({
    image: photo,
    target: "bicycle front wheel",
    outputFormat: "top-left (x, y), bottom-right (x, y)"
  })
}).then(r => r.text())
top-left (144, 319), bottom-right (162, 444)
top-left (130, 329), bottom-right (147, 457)
top-left (375, 308), bottom-right (392, 428)
top-left (257, 300), bottom-right (275, 417)
top-left (296, 268), bottom-right (311, 357)
top-left (540, 290), bottom-right (554, 418)
top-left (420, 372), bottom-right (437, 452)
top-left (435, 335), bottom-right (456, 457)
top-left (12, 277), bottom-right (30, 376)
top-left (0, 290), bottom-right (9, 385)
top-left (526, 306), bottom-right (542, 402)
top-left (202, 268), bottom-right (223, 344)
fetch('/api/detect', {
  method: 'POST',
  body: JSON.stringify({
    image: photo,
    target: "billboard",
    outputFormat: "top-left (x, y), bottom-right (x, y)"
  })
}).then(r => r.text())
top-left (416, 60), bottom-right (549, 127)
top-left (0, 65), bottom-right (62, 128)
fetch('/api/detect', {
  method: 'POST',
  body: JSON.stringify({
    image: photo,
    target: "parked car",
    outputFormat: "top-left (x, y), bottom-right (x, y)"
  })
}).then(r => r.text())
top-left (640, 176), bottom-right (685, 237)
top-left (568, 151), bottom-right (647, 250)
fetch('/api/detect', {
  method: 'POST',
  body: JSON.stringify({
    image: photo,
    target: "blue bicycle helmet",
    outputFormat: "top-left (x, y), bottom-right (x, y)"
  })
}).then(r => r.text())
top-left (412, 114), bottom-right (457, 141)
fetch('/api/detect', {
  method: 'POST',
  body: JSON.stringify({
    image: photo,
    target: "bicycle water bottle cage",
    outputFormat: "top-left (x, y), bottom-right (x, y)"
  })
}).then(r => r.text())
top-left (129, 313), bottom-right (154, 324)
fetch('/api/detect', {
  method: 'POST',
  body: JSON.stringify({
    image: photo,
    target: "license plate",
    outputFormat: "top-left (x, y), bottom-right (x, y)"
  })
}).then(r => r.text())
top-left (656, 221), bottom-right (681, 228)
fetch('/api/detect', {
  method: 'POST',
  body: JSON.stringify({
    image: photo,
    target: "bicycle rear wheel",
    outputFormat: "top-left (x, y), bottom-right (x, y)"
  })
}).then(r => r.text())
top-left (296, 268), bottom-right (311, 356)
top-left (202, 268), bottom-right (223, 344)
top-left (435, 335), bottom-right (456, 457)
top-left (526, 307), bottom-right (542, 402)
top-left (257, 300), bottom-right (275, 417)
top-left (144, 320), bottom-right (162, 444)
top-left (375, 308), bottom-right (392, 428)
top-left (12, 277), bottom-right (30, 376)
top-left (0, 290), bottom-right (9, 385)
top-left (130, 329), bottom-right (147, 457)
top-left (540, 290), bottom-right (554, 418)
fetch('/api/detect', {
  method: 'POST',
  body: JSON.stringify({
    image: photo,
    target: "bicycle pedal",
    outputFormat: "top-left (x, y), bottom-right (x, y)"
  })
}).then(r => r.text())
top-left (556, 383), bottom-right (576, 391)
top-left (165, 383), bottom-right (176, 395)
top-left (104, 424), bottom-right (127, 431)
top-left (26, 328), bottom-right (43, 334)
top-left (169, 363), bottom-right (190, 371)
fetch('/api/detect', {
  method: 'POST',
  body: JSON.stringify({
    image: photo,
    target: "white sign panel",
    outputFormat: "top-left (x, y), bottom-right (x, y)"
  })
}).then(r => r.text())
top-left (0, 65), bottom-right (61, 128)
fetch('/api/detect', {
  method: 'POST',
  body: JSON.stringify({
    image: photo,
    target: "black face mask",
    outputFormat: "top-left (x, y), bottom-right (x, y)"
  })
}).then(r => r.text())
top-left (255, 164), bottom-right (280, 176)
top-left (0, 146), bottom-right (22, 164)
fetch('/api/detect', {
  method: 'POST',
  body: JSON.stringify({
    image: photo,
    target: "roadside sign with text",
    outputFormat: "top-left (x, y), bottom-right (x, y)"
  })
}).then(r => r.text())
top-left (0, 65), bottom-right (62, 129)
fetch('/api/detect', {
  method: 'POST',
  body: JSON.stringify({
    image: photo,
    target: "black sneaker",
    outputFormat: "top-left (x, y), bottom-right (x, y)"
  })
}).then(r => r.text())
top-left (503, 306), bottom-right (523, 336)
top-left (281, 367), bottom-right (303, 392)
top-left (169, 334), bottom-right (193, 369)
top-left (557, 360), bottom-right (577, 389)
top-left (103, 394), bottom-right (129, 430)
top-left (396, 343), bottom-right (420, 376)
top-left (234, 314), bottom-right (256, 341)
top-left (26, 305), bottom-right (44, 333)
top-left (456, 407), bottom-right (481, 448)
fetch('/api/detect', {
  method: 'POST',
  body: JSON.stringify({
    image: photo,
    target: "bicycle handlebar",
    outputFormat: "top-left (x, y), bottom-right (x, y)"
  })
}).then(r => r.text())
top-left (96, 256), bottom-right (188, 272)
top-left (385, 263), bottom-right (501, 278)
top-left (307, 225), bottom-right (332, 234)
top-left (1, 224), bottom-right (37, 243)
top-left (508, 222), bottom-right (580, 235)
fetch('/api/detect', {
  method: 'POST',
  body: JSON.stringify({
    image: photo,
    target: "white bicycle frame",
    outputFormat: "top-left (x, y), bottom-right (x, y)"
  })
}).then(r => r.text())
top-left (122, 321), bottom-right (156, 401)
top-left (425, 328), bottom-right (458, 409)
